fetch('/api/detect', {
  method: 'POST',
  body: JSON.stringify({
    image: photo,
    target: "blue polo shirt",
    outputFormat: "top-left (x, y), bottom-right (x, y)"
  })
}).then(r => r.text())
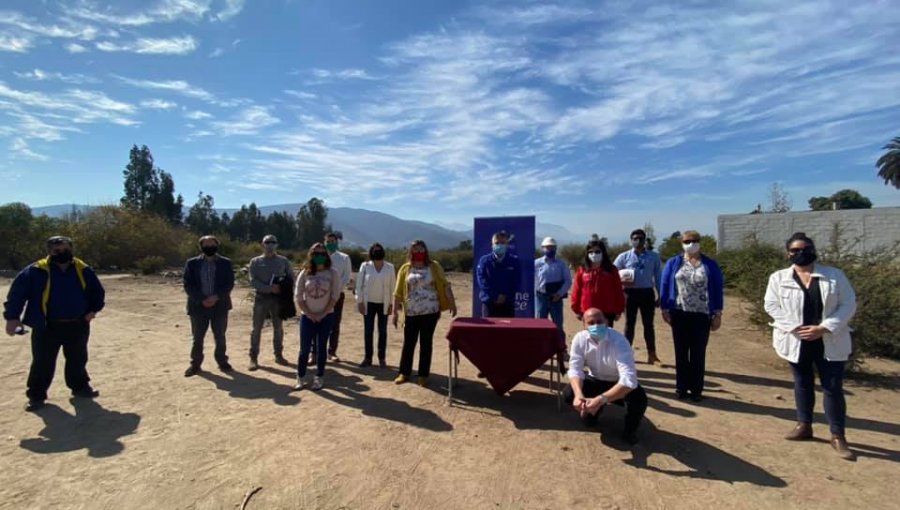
top-left (476, 252), bottom-right (521, 304)
top-left (46, 264), bottom-right (88, 320)
top-left (613, 248), bottom-right (662, 292)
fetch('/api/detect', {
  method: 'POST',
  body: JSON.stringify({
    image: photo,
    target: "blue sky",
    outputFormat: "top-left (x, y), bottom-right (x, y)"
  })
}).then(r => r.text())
top-left (1, 0), bottom-right (899, 241)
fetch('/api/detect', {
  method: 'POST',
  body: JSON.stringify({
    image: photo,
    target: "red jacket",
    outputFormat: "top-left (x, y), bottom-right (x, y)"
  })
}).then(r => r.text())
top-left (571, 266), bottom-right (625, 316)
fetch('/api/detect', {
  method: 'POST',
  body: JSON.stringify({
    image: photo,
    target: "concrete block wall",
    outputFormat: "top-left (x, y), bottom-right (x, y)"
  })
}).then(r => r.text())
top-left (717, 207), bottom-right (900, 254)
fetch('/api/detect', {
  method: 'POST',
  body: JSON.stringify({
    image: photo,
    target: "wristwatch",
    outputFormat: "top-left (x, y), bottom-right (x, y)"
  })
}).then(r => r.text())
top-left (600, 394), bottom-right (609, 407)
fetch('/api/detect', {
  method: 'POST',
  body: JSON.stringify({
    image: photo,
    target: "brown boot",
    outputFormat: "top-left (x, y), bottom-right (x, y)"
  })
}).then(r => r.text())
top-left (784, 422), bottom-right (813, 441)
top-left (831, 435), bottom-right (855, 460)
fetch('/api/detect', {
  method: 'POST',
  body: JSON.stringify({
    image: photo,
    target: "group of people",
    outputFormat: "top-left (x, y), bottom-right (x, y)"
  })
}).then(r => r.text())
top-left (3, 228), bottom-right (857, 458)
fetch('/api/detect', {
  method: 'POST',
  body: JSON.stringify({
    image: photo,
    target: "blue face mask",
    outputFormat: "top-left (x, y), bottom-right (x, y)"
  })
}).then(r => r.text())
top-left (587, 324), bottom-right (608, 339)
top-left (493, 244), bottom-right (507, 256)
top-left (543, 248), bottom-right (556, 258)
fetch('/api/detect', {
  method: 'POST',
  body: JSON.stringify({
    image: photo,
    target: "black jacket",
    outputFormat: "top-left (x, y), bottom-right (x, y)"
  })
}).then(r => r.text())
top-left (183, 255), bottom-right (234, 316)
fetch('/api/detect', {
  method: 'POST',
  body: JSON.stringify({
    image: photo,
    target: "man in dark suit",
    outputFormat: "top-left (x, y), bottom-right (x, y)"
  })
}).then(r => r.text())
top-left (182, 235), bottom-right (234, 376)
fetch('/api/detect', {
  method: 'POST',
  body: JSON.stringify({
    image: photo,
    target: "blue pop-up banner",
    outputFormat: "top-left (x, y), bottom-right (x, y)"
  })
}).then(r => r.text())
top-left (472, 216), bottom-right (535, 318)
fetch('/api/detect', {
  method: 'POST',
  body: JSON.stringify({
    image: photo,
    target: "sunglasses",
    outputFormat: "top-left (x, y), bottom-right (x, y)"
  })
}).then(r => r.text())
top-left (788, 247), bottom-right (809, 254)
top-left (264, 241), bottom-right (277, 245)
top-left (682, 240), bottom-right (700, 245)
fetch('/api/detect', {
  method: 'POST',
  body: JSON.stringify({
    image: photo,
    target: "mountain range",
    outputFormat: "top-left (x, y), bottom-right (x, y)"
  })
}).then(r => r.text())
top-left (30, 203), bottom-right (586, 250)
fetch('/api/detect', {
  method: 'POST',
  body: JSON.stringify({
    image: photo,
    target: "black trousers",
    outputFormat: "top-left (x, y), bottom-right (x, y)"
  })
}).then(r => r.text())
top-left (190, 310), bottom-right (229, 368)
top-left (398, 313), bottom-right (439, 377)
top-left (27, 320), bottom-right (92, 401)
top-left (624, 288), bottom-right (657, 352)
top-left (563, 378), bottom-right (647, 434)
top-left (670, 309), bottom-right (711, 397)
top-left (313, 292), bottom-right (345, 356)
top-left (363, 302), bottom-right (389, 361)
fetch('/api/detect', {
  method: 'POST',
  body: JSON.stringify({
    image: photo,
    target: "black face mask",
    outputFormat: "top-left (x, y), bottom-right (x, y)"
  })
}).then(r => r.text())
top-left (790, 248), bottom-right (817, 266)
top-left (50, 251), bottom-right (73, 264)
top-left (371, 250), bottom-right (385, 260)
top-left (202, 246), bottom-right (218, 257)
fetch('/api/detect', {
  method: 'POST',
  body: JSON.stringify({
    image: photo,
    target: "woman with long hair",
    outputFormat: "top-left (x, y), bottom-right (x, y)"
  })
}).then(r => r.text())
top-left (293, 242), bottom-right (341, 391)
top-left (571, 237), bottom-right (625, 327)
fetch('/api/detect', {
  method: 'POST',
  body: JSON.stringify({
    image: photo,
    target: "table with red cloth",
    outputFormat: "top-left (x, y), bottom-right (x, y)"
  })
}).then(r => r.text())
top-left (445, 317), bottom-right (567, 406)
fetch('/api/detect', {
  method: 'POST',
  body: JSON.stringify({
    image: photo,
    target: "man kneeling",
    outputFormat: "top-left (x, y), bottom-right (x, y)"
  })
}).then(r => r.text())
top-left (564, 308), bottom-right (648, 444)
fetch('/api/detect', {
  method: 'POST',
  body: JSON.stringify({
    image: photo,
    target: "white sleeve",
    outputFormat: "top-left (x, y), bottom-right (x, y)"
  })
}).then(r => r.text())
top-left (567, 335), bottom-right (586, 380)
top-left (764, 272), bottom-right (801, 333)
top-left (820, 270), bottom-right (857, 333)
top-left (355, 263), bottom-right (366, 304)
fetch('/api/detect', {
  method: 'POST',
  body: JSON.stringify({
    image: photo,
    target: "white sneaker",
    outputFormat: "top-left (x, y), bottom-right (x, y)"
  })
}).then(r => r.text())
top-left (293, 376), bottom-right (305, 390)
top-left (312, 376), bottom-right (324, 391)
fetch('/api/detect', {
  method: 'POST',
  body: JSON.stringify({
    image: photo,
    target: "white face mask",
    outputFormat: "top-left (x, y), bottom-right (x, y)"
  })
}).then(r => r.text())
top-left (588, 252), bottom-right (604, 264)
top-left (682, 242), bottom-right (701, 255)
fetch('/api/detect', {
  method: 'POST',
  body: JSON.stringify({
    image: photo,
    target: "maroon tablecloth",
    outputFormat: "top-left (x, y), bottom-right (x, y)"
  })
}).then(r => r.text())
top-left (446, 317), bottom-right (565, 396)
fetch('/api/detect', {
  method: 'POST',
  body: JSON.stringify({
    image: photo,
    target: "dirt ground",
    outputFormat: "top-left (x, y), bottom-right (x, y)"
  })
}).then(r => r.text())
top-left (0, 272), bottom-right (897, 510)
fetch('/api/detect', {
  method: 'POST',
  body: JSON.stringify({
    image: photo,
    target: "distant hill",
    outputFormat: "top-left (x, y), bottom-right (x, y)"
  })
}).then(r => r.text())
top-left (29, 203), bottom-right (586, 250)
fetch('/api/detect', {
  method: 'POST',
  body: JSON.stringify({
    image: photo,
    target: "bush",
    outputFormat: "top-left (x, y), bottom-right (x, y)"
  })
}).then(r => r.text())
top-left (719, 237), bottom-right (900, 362)
top-left (136, 256), bottom-right (166, 275)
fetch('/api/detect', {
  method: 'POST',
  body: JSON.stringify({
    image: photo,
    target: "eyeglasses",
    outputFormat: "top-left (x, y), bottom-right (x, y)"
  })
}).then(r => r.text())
top-left (788, 248), bottom-right (807, 254)
top-left (682, 240), bottom-right (700, 245)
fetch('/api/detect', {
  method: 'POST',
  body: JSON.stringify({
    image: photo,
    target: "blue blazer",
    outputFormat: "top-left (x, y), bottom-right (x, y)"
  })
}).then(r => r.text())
top-left (183, 255), bottom-right (234, 315)
top-left (660, 254), bottom-right (724, 314)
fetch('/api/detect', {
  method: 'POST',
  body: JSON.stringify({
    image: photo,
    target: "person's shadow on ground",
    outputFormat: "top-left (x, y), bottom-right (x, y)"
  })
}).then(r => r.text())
top-left (198, 370), bottom-right (300, 406)
top-left (315, 372), bottom-right (453, 432)
top-left (602, 418), bottom-right (788, 487)
top-left (19, 399), bottom-right (141, 458)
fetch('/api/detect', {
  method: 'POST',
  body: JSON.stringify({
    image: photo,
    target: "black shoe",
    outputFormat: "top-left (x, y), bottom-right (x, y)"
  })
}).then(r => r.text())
top-left (379, 359), bottom-right (387, 368)
top-left (219, 363), bottom-right (234, 373)
top-left (72, 386), bottom-right (99, 398)
top-left (359, 359), bottom-right (372, 368)
top-left (184, 365), bottom-right (200, 377)
top-left (622, 430), bottom-right (639, 445)
top-left (275, 356), bottom-right (289, 366)
top-left (690, 394), bottom-right (704, 403)
top-left (25, 400), bottom-right (45, 412)
top-left (676, 391), bottom-right (689, 400)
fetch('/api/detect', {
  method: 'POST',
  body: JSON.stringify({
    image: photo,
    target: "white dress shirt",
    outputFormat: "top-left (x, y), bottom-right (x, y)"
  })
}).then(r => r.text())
top-left (354, 261), bottom-right (396, 313)
top-left (567, 329), bottom-right (638, 389)
top-left (330, 250), bottom-right (352, 289)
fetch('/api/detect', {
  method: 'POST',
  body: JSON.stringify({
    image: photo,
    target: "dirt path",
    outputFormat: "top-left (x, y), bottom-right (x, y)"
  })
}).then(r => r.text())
top-left (0, 273), bottom-right (897, 510)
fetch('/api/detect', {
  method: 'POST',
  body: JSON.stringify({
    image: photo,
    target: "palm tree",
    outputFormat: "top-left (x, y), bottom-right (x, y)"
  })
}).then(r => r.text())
top-left (876, 136), bottom-right (900, 189)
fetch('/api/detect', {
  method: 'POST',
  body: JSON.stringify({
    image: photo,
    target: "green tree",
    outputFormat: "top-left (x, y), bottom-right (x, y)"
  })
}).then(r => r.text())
top-left (0, 202), bottom-right (35, 268)
top-left (228, 203), bottom-right (266, 243)
top-left (876, 136), bottom-right (900, 189)
top-left (185, 192), bottom-right (223, 234)
top-left (808, 189), bottom-right (873, 211)
top-left (296, 197), bottom-right (331, 249)
top-left (265, 210), bottom-right (299, 248)
top-left (121, 144), bottom-right (183, 224)
top-left (659, 235), bottom-right (718, 260)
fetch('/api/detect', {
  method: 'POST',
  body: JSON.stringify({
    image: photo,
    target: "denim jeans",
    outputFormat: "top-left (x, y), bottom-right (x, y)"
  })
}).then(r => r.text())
top-left (789, 339), bottom-right (846, 435)
top-left (535, 292), bottom-right (564, 332)
top-left (298, 313), bottom-right (335, 378)
top-left (363, 302), bottom-right (389, 361)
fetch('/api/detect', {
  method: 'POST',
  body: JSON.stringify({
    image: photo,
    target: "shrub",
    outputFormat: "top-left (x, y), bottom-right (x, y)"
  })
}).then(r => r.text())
top-left (136, 256), bottom-right (166, 275)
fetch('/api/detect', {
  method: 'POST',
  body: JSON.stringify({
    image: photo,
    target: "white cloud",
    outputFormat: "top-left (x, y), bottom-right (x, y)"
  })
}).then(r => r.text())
top-left (71, 0), bottom-right (213, 26)
top-left (65, 43), bottom-right (88, 53)
top-left (212, 106), bottom-right (279, 136)
top-left (13, 69), bottom-right (99, 84)
top-left (0, 35), bottom-right (32, 52)
top-left (208, 47), bottom-right (224, 58)
top-left (10, 137), bottom-right (48, 161)
top-left (96, 35), bottom-right (197, 55)
top-left (215, 0), bottom-right (245, 21)
top-left (309, 68), bottom-right (378, 82)
top-left (0, 81), bottom-right (139, 128)
top-left (141, 99), bottom-right (178, 110)
top-left (114, 75), bottom-right (216, 102)
top-left (184, 110), bottom-right (212, 119)
top-left (0, 11), bottom-right (99, 40)
top-left (284, 90), bottom-right (317, 100)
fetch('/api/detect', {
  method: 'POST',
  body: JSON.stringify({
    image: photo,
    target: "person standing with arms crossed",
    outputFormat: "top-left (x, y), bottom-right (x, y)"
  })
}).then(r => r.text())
top-left (476, 231), bottom-right (521, 318)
